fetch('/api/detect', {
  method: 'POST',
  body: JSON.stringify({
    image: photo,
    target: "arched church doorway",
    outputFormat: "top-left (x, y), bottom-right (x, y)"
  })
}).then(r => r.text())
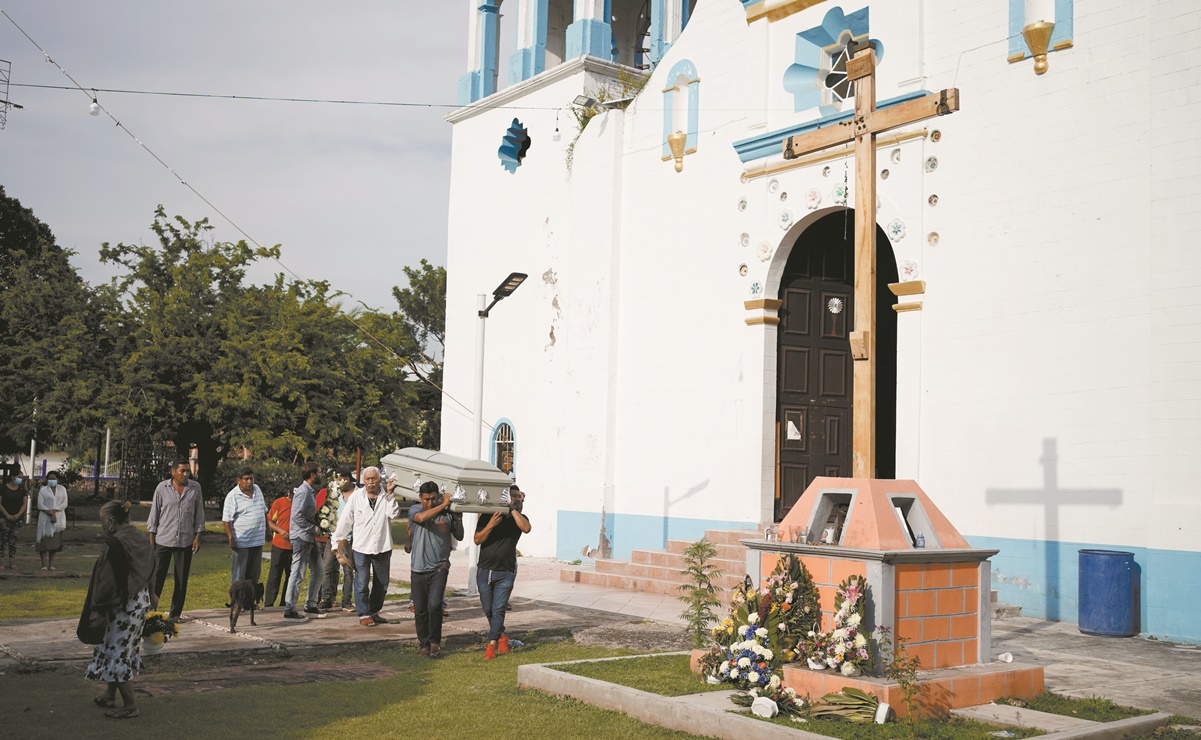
top-left (775, 210), bottom-right (898, 521)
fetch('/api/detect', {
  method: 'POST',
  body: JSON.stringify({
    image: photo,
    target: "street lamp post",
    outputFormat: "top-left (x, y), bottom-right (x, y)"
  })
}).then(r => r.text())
top-left (467, 272), bottom-right (527, 596)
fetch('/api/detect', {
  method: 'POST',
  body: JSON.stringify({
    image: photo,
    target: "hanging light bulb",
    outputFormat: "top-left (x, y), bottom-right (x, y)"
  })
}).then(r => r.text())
top-left (89, 98), bottom-right (100, 116)
top-left (553, 109), bottom-right (561, 142)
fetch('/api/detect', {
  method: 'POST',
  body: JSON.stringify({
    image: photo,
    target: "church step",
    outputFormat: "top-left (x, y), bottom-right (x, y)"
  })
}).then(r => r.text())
top-left (594, 557), bottom-right (745, 586)
top-left (992, 602), bottom-right (1023, 619)
top-left (664, 539), bottom-right (749, 561)
top-left (700, 528), bottom-right (763, 546)
top-left (576, 569), bottom-right (735, 603)
top-left (630, 548), bottom-right (746, 574)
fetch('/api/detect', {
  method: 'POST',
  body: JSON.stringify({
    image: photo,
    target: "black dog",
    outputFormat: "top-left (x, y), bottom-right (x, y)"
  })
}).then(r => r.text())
top-left (229, 580), bottom-right (264, 633)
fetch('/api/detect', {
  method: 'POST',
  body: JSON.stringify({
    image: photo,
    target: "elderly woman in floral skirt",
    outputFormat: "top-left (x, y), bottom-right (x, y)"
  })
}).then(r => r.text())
top-left (79, 500), bottom-right (154, 719)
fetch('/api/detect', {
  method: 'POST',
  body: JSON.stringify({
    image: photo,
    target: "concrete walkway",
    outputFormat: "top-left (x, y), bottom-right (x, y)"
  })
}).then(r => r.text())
top-left (1, 553), bottom-right (1198, 718)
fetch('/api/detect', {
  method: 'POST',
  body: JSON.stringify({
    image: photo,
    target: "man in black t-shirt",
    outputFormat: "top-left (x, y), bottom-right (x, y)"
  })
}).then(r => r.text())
top-left (474, 485), bottom-right (531, 660)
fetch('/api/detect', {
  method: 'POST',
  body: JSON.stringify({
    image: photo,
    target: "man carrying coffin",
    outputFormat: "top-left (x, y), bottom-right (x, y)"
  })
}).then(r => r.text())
top-left (332, 467), bottom-right (400, 627)
top-left (474, 484), bottom-right (530, 660)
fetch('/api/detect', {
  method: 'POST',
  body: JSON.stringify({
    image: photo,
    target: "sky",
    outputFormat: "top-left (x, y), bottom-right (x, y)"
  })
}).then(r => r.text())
top-left (0, 2), bottom-right (467, 311)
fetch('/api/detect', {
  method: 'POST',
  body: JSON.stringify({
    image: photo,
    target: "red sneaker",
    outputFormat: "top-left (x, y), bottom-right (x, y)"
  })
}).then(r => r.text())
top-left (484, 643), bottom-right (497, 660)
top-left (498, 634), bottom-right (510, 654)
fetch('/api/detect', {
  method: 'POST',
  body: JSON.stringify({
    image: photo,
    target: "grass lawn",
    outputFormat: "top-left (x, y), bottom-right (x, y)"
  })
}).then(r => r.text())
top-left (0, 525), bottom-right (353, 620)
top-left (553, 654), bottom-right (728, 697)
top-left (758, 715), bottom-right (1044, 740)
top-left (996, 692), bottom-right (1150, 722)
top-left (4, 637), bottom-right (706, 739)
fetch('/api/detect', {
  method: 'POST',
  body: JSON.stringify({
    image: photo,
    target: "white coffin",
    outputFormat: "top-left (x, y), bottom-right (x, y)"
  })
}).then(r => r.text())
top-left (379, 447), bottom-right (513, 515)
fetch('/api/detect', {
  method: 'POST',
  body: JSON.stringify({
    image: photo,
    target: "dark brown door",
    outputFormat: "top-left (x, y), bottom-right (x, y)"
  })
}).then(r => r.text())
top-left (774, 213), bottom-right (899, 521)
top-left (775, 215), bottom-right (855, 521)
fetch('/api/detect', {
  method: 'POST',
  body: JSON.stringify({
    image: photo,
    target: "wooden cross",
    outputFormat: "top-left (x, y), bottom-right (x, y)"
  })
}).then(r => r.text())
top-left (781, 40), bottom-right (960, 478)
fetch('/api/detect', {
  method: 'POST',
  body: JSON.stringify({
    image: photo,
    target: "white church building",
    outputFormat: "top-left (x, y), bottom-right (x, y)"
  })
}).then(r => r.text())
top-left (438, 0), bottom-right (1201, 642)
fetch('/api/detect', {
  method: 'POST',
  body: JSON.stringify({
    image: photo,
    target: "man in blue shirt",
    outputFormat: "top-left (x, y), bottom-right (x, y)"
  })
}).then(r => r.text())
top-left (283, 463), bottom-right (323, 619)
top-left (409, 481), bottom-right (463, 657)
top-left (222, 468), bottom-right (267, 585)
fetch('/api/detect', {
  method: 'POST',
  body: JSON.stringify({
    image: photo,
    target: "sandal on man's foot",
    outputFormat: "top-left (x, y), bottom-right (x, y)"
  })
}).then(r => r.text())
top-left (93, 696), bottom-right (117, 709)
top-left (105, 707), bottom-right (139, 719)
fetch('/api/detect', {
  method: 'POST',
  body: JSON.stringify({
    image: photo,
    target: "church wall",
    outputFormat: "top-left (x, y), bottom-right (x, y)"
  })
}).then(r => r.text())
top-left (443, 0), bottom-right (1201, 640)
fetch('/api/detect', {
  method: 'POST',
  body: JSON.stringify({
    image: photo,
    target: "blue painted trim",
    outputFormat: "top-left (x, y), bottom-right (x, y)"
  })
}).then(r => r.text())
top-left (557, 509), bottom-right (758, 562)
top-left (784, 6), bottom-right (879, 116)
top-left (969, 534), bottom-right (1201, 644)
top-left (1053, 0), bottom-right (1073, 48)
top-left (479, 1), bottom-right (501, 99)
top-left (731, 90), bottom-right (929, 163)
top-left (488, 417), bottom-right (516, 476)
top-left (458, 70), bottom-right (482, 105)
top-left (565, 17), bottom-right (613, 60)
top-left (1009, 0), bottom-right (1073, 58)
top-left (661, 58), bottom-right (700, 159)
top-left (649, 0), bottom-right (668, 64)
top-left (681, 0), bottom-right (692, 29)
top-left (508, 0), bottom-right (550, 84)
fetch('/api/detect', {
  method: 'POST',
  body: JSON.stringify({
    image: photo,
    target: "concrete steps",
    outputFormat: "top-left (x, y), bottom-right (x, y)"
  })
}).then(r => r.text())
top-left (990, 589), bottom-right (1022, 619)
top-left (560, 527), bottom-right (760, 602)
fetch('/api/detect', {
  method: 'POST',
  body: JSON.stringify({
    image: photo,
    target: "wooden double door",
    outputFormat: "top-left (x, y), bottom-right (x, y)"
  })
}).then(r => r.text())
top-left (775, 212), bottom-right (896, 521)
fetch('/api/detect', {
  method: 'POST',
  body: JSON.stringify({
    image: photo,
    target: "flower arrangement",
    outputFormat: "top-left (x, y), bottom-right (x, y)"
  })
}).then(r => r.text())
top-left (143, 612), bottom-right (179, 642)
top-left (711, 554), bottom-right (820, 668)
top-left (730, 679), bottom-right (808, 720)
top-left (805, 574), bottom-right (871, 675)
top-left (716, 613), bottom-right (776, 691)
top-left (317, 475), bottom-right (346, 538)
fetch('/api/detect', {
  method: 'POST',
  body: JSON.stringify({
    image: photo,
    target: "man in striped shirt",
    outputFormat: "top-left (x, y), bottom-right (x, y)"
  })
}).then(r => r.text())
top-left (222, 468), bottom-right (267, 584)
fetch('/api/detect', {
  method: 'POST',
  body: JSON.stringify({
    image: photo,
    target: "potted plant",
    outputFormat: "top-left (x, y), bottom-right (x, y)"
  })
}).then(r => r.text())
top-left (142, 611), bottom-right (179, 654)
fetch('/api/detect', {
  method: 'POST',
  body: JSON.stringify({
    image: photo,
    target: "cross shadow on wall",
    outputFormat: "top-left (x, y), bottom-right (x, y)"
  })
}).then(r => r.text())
top-left (664, 480), bottom-right (710, 549)
top-left (984, 438), bottom-right (1123, 622)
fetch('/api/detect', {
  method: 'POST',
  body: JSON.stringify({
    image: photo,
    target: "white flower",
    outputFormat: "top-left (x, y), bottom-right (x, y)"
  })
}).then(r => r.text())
top-left (319, 518), bottom-right (330, 529)
top-left (848, 613), bottom-right (862, 627)
top-left (840, 662), bottom-right (858, 676)
top-left (762, 649), bottom-right (774, 661)
top-left (834, 643), bottom-right (847, 656)
top-left (769, 674), bottom-right (782, 689)
top-left (738, 657), bottom-right (751, 668)
top-left (826, 657), bottom-right (839, 668)
top-left (791, 582), bottom-right (798, 590)
top-left (747, 614), bottom-right (758, 625)
top-left (748, 671), bottom-right (760, 683)
top-left (854, 634), bottom-right (867, 648)
top-left (719, 662), bottom-right (729, 674)
top-left (737, 625), bottom-right (748, 637)
top-left (832, 628), bottom-right (848, 641)
top-left (784, 687), bottom-right (798, 699)
top-left (756, 628), bottom-right (769, 639)
top-left (778, 623), bottom-right (787, 631)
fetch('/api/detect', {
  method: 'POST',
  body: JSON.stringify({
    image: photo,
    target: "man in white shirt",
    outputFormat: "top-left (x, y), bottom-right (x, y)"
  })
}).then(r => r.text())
top-left (332, 466), bottom-right (400, 627)
top-left (222, 468), bottom-right (267, 585)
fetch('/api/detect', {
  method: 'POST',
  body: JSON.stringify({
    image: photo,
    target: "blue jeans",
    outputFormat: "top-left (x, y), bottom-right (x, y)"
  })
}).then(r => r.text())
top-left (352, 550), bottom-right (391, 617)
top-left (229, 545), bottom-right (263, 584)
top-left (411, 563), bottom-right (450, 647)
top-left (284, 539), bottom-right (322, 612)
top-left (477, 568), bottom-right (515, 642)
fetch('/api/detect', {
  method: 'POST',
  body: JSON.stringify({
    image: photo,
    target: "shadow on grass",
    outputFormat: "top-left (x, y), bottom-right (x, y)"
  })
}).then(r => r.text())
top-left (6, 640), bottom-right (701, 739)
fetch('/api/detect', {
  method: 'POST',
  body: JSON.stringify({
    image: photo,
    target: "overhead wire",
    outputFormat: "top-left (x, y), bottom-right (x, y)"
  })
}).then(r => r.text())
top-left (0, 9), bottom-right (483, 431)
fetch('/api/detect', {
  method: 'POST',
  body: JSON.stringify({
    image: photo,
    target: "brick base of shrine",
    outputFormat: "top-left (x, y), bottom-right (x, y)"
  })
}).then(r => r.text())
top-left (690, 651), bottom-right (1044, 718)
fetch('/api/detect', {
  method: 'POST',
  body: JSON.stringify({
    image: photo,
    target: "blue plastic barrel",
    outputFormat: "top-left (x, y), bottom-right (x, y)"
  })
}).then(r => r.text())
top-left (1078, 549), bottom-right (1137, 636)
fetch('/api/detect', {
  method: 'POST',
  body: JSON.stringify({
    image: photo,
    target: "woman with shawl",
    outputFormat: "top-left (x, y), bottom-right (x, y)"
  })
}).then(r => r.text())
top-left (36, 471), bottom-right (68, 570)
top-left (79, 500), bottom-right (155, 719)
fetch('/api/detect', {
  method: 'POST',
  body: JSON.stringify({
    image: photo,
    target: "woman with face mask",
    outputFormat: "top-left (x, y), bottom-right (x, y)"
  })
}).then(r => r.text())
top-left (37, 471), bottom-right (68, 570)
top-left (0, 474), bottom-right (28, 570)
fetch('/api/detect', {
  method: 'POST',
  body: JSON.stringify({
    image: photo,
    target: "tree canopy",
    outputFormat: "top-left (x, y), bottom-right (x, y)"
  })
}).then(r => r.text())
top-left (1, 196), bottom-right (446, 492)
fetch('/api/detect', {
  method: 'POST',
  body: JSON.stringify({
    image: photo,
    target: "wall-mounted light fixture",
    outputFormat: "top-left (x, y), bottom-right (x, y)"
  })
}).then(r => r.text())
top-left (1022, 21), bottom-right (1055, 75)
top-left (667, 130), bottom-right (687, 173)
top-left (572, 94), bottom-right (598, 108)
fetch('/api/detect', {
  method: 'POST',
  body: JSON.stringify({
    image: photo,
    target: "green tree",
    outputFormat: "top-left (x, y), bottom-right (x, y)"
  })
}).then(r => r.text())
top-left (0, 185), bottom-right (117, 457)
top-left (100, 208), bottom-right (436, 491)
top-left (391, 258), bottom-right (445, 448)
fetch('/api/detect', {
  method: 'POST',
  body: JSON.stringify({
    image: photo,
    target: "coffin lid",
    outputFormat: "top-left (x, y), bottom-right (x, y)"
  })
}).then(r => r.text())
top-left (379, 447), bottom-right (513, 514)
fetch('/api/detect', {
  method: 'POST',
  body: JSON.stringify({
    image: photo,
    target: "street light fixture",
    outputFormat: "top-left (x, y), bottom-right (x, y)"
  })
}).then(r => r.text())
top-left (469, 271), bottom-right (526, 595)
